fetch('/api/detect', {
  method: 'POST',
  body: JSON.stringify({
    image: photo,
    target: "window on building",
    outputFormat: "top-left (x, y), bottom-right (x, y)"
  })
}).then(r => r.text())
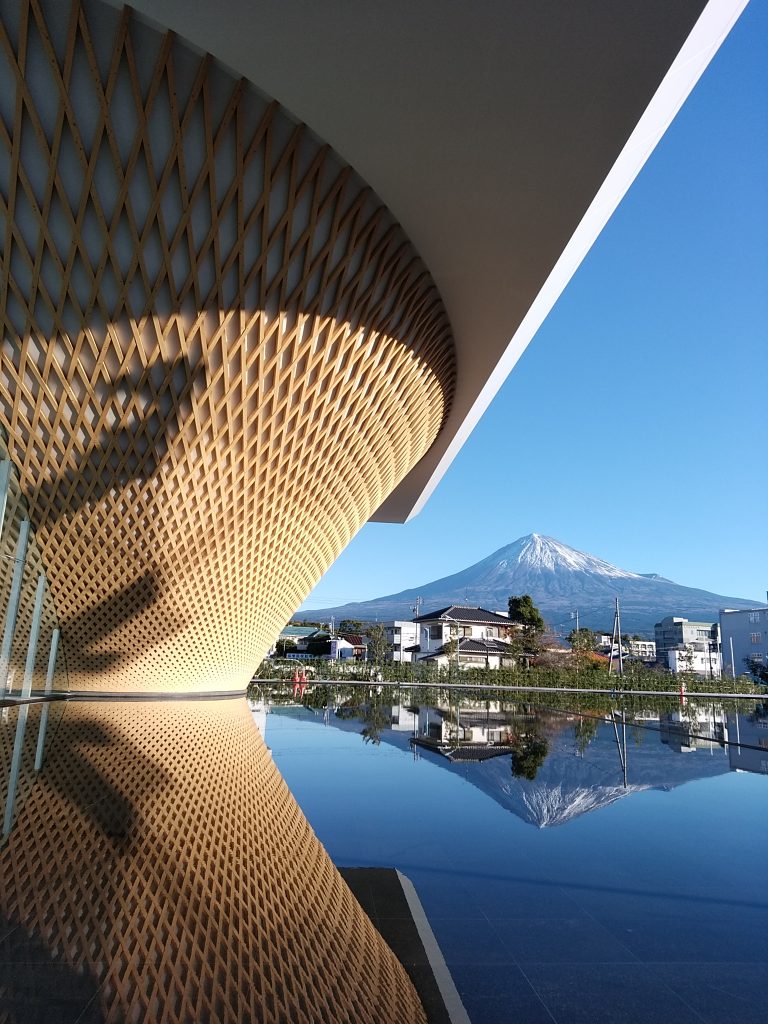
top-left (749, 611), bottom-right (761, 623)
top-left (750, 633), bottom-right (762, 644)
top-left (429, 625), bottom-right (442, 640)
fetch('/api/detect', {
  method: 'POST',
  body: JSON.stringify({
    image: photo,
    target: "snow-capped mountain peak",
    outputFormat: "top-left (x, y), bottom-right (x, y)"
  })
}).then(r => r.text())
top-left (303, 532), bottom-right (759, 632)
top-left (515, 534), bottom-right (642, 579)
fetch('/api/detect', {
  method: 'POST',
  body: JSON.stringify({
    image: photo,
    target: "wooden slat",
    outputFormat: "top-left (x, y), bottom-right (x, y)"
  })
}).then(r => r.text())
top-left (0, 0), bottom-right (455, 693)
top-left (0, 699), bottom-right (429, 1023)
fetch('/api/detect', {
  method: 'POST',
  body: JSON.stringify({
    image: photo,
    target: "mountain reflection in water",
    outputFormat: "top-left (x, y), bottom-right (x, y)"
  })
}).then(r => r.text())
top-left (265, 691), bottom-right (768, 1024)
top-left (267, 693), bottom-right (767, 828)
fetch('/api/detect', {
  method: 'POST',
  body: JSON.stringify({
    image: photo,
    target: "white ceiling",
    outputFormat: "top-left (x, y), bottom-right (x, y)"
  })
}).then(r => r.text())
top-left (105, 0), bottom-right (748, 520)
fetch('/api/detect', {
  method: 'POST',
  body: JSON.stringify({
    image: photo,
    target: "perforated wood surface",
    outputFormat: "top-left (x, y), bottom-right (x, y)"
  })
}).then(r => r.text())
top-left (0, 1), bottom-right (452, 1018)
top-left (0, 0), bottom-right (455, 693)
top-left (0, 700), bottom-right (428, 1023)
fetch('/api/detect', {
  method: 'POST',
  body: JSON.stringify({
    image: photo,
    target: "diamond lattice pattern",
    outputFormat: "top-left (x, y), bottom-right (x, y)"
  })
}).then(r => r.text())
top-left (0, 0), bottom-right (455, 692)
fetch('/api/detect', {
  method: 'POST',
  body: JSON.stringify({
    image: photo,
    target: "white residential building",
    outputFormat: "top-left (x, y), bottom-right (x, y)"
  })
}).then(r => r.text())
top-left (667, 647), bottom-right (722, 678)
top-left (628, 638), bottom-right (656, 660)
top-left (659, 709), bottom-right (725, 753)
top-left (720, 607), bottom-right (768, 679)
top-left (413, 605), bottom-right (515, 669)
top-left (654, 616), bottom-right (721, 676)
top-left (415, 705), bottom-right (512, 745)
top-left (384, 621), bottom-right (420, 662)
top-left (654, 616), bottom-right (719, 663)
top-left (415, 605), bottom-right (511, 654)
top-left (596, 637), bottom-right (656, 660)
top-left (724, 711), bottom-right (768, 774)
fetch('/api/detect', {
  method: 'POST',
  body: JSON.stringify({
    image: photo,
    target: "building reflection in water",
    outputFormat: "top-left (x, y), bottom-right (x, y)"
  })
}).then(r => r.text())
top-left (263, 691), bottom-right (768, 831)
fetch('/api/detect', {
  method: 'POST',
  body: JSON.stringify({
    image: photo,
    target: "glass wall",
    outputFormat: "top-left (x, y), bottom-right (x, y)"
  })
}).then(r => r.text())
top-left (0, 431), bottom-right (68, 842)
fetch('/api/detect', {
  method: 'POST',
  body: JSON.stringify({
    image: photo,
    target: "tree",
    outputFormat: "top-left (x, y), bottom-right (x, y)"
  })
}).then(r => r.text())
top-left (366, 623), bottom-right (390, 667)
top-left (360, 699), bottom-right (390, 745)
top-left (744, 655), bottom-right (768, 684)
top-left (339, 618), bottom-right (365, 634)
top-left (567, 628), bottom-right (597, 655)
top-left (574, 715), bottom-right (599, 754)
top-left (507, 594), bottom-right (546, 661)
top-left (679, 644), bottom-right (697, 675)
top-left (442, 620), bottom-right (461, 676)
top-left (508, 595), bottom-right (546, 632)
top-left (275, 637), bottom-right (298, 656)
top-left (510, 733), bottom-right (549, 780)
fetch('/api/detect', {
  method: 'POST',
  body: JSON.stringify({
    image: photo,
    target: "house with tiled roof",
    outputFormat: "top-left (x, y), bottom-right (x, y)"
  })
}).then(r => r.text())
top-left (338, 633), bottom-right (368, 659)
top-left (412, 605), bottom-right (515, 669)
top-left (419, 635), bottom-right (515, 671)
top-left (280, 625), bottom-right (322, 642)
top-left (414, 605), bottom-right (512, 628)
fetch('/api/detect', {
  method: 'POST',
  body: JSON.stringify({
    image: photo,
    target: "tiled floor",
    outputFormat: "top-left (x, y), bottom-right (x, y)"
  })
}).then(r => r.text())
top-left (416, 869), bottom-right (768, 1024)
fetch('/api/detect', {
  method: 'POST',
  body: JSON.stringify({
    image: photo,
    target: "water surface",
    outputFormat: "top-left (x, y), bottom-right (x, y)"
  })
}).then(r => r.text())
top-left (265, 697), bottom-right (767, 1024)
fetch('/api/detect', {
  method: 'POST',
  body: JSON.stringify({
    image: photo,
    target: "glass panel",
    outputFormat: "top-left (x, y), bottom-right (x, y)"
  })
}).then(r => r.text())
top-left (0, 429), bottom-right (68, 841)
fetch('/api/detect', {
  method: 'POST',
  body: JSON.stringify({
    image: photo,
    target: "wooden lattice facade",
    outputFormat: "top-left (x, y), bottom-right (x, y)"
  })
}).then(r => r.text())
top-left (1, 700), bottom-right (428, 1023)
top-left (0, 0), bottom-right (455, 1020)
top-left (0, 0), bottom-right (455, 694)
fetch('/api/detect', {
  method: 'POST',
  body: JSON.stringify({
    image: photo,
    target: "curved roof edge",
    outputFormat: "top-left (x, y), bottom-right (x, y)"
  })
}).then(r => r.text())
top-left (374, 0), bottom-right (749, 522)
top-left (101, 0), bottom-right (748, 524)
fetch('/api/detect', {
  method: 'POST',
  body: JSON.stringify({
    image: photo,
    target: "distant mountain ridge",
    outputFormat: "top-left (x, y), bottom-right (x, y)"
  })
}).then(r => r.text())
top-left (301, 533), bottom-right (759, 634)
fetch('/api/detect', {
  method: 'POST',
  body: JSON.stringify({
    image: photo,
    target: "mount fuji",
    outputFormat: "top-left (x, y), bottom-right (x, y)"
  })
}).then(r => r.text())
top-left (407, 721), bottom-right (732, 828)
top-left (301, 533), bottom-right (758, 633)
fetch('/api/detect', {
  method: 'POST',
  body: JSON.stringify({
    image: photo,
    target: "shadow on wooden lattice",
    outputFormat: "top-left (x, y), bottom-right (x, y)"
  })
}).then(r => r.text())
top-left (40, 706), bottom-right (172, 850)
top-left (57, 570), bottom-right (170, 678)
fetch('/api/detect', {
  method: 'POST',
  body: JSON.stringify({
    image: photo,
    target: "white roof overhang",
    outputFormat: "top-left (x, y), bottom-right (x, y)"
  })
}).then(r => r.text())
top-left (107, 0), bottom-right (748, 522)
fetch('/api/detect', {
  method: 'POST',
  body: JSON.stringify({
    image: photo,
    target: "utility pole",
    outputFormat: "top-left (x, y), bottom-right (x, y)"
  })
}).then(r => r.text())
top-left (608, 597), bottom-right (623, 679)
top-left (611, 708), bottom-right (628, 788)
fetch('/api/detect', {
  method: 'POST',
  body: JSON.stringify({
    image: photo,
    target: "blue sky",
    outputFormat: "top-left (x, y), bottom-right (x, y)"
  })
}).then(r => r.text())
top-left (301, 0), bottom-right (768, 612)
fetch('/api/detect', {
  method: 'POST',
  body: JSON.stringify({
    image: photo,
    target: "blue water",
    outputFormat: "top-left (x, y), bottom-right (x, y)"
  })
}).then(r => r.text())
top-left (266, 706), bottom-right (768, 1024)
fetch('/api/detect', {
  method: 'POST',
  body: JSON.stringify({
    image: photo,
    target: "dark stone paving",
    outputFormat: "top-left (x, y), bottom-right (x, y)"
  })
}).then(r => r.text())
top-left (340, 867), bottom-right (455, 1024)
top-left (0, 915), bottom-right (105, 1024)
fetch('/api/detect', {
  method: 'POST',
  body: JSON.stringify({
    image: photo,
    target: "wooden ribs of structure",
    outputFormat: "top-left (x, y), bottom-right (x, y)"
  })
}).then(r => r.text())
top-left (0, 699), bottom-right (428, 1023)
top-left (0, 1), bottom-right (455, 1020)
top-left (0, 0), bottom-right (455, 694)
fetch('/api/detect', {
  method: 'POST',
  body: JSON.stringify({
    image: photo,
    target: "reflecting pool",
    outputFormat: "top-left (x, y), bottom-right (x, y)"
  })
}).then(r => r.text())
top-left (263, 691), bottom-right (768, 1024)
